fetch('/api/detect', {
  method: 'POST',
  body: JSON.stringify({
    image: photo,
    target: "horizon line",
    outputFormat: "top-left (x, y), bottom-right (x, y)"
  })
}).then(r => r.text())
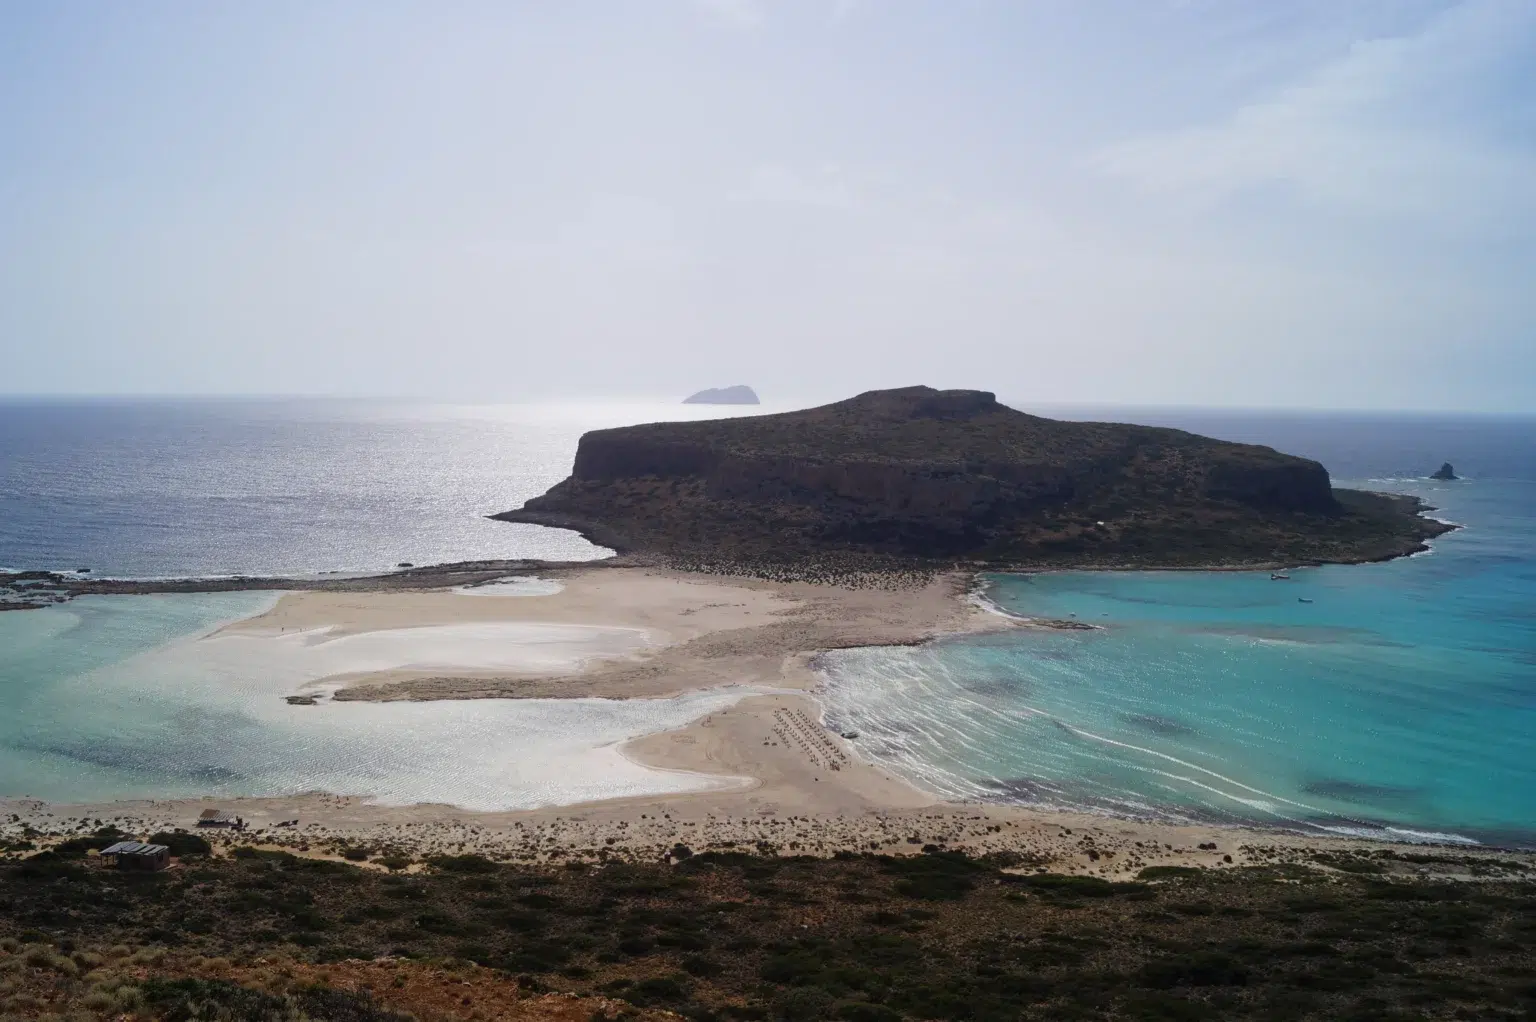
top-left (0, 391), bottom-right (1532, 419)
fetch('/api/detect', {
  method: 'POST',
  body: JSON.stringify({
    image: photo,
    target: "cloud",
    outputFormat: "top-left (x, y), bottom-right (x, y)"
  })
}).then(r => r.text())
top-left (729, 164), bottom-right (861, 208)
top-left (691, 0), bottom-right (764, 29)
top-left (1095, 0), bottom-right (1536, 232)
top-left (829, 0), bottom-right (863, 26)
top-left (553, 194), bottom-right (683, 271)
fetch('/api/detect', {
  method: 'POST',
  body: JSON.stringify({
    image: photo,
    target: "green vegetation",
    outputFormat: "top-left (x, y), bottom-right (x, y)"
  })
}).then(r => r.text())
top-left (150, 831), bottom-right (213, 857)
top-left (138, 978), bottom-right (412, 1022)
top-left (2, 845), bottom-right (1533, 1020)
top-left (1138, 866), bottom-right (1203, 881)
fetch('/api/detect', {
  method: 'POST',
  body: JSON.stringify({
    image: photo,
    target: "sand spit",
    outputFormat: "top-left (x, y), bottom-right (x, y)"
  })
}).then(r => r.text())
top-left (243, 565), bottom-right (1013, 702)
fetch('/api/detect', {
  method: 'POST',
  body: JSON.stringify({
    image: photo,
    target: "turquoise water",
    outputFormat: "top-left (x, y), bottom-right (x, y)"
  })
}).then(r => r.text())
top-left (820, 479), bottom-right (1536, 847)
top-left (0, 592), bottom-right (277, 798)
top-left (0, 592), bottom-right (749, 808)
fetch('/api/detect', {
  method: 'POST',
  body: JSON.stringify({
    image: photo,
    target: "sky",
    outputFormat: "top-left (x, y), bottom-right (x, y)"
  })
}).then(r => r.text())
top-left (1, 1), bottom-right (1532, 411)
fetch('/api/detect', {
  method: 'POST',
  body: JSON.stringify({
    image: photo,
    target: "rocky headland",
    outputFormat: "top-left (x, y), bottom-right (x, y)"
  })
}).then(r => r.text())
top-left (496, 386), bottom-right (1452, 571)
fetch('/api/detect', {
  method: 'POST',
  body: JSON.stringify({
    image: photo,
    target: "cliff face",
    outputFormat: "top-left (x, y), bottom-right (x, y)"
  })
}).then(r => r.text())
top-left (497, 387), bottom-right (1446, 567)
top-left (1202, 455), bottom-right (1337, 513)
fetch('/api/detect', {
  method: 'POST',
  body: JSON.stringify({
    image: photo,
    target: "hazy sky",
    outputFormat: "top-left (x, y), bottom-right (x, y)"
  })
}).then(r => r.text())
top-left (2, 1), bottom-right (1532, 410)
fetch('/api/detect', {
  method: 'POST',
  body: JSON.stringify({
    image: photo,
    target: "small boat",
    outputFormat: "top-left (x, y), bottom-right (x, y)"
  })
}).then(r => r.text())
top-left (1270, 572), bottom-right (1290, 580)
top-left (1297, 597), bottom-right (1314, 604)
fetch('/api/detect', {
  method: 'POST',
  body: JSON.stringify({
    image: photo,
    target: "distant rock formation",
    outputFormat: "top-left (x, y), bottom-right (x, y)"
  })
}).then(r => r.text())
top-left (495, 386), bottom-right (1452, 568)
top-left (683, 385), bottom-right (759, 405)
top-left (1430, 463), bottom-right (1457, 480)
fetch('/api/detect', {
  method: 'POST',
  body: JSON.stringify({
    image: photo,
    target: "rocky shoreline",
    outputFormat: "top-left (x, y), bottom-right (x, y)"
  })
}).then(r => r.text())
top-left (0, 557), bottom-right (604, 607)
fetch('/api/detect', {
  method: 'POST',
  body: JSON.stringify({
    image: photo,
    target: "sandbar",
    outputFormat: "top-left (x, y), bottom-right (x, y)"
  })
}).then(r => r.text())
top-left (225, 565), bottom-right (1004, 702)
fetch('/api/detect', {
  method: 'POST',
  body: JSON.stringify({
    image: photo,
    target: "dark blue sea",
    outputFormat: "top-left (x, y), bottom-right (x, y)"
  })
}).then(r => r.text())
top-left (0, 398), bottom-right (777, 577)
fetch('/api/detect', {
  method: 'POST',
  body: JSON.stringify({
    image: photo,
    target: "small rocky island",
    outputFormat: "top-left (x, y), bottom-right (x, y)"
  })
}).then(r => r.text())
top-left (683, 385), bottom-right (759, 405)
top-left (1431, 462), bottom-right (1458, 480)
top-left (496, 386), bottom-right (1452, 569)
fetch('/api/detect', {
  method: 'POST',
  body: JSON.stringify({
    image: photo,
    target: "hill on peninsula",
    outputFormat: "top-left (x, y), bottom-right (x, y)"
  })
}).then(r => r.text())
top-left (496, 387), bottom-right (1450, 568)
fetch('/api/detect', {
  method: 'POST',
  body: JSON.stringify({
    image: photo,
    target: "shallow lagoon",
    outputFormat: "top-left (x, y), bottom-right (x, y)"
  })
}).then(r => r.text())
top-left (0, 592), bottom-right (745, 809)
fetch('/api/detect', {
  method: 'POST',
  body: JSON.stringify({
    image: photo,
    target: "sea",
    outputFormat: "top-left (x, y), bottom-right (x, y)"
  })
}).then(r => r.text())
top-left (0, 397), bottom-right (783, 578)
top-left (1, 398), bottom-right (1533, 843)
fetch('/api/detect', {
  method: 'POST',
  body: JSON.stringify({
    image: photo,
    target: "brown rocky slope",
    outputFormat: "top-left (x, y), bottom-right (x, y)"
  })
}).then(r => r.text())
top-left (494, 387), bottom-right (1450, 568)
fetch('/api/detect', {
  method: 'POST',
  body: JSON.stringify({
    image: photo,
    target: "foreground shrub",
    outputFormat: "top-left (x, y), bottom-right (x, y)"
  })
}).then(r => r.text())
top-left (140, 978), bottom-right (412, 1022)
top-left (150, 832), bottom-right (212, 857)
top-left (1139, 952), bottom-right (1250, 989)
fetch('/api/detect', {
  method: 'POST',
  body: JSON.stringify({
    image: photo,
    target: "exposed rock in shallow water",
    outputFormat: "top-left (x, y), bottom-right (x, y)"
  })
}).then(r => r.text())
top-left (1430, 462), bottom-right (1458, 480)
top-left (1125, 713), bottom-right (1201, 737)
top-left (1300, 777), bottom-right (1426, 805)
